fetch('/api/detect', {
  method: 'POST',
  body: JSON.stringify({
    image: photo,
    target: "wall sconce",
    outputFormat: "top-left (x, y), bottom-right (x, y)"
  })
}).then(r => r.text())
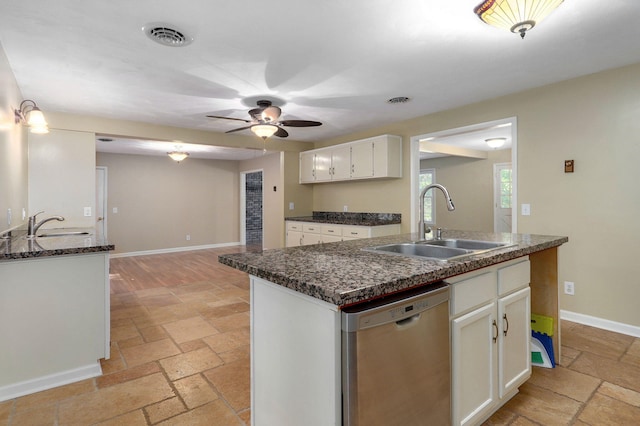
top-left (14, 100), bottom-right (49, 134)
top-left (167, 151), bottom-right (189, 162)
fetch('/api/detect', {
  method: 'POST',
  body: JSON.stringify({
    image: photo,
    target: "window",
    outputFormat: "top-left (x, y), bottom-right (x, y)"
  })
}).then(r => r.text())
top-left (499, 167), bottom-right (512, 209)
top-left (419, 169), bottom-right (435, 224)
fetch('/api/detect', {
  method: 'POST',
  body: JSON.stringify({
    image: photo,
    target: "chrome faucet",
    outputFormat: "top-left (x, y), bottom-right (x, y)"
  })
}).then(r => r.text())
top-left (27, 211), bottom-right (65, 238)
top-left (418, 184), bottom-right (455, 241)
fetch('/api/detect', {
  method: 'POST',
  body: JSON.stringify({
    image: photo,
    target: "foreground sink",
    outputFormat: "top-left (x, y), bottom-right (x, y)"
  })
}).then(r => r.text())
top-left (363, 243), bottom-right (473, 260)
top-left (423, 239), bottom-right (511, 250)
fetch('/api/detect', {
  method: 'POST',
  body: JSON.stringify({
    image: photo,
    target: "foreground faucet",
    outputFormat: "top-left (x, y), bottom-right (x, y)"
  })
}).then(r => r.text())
top-left (418, 184), bottom-right (455, 240)
top-left (27, 211), bottom-right (65, 239)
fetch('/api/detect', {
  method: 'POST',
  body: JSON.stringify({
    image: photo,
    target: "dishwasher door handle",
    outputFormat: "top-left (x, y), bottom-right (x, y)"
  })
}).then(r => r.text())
top-left (395, 314), bottom-right (421, 329)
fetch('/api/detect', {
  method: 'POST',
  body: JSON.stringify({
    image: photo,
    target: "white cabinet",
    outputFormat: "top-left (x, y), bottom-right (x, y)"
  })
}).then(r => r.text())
top-left (285, 221), bottom-right (401, 247)
top-left (299, 134), bottom-right (402, 183)
top-left (449, 258), bottom-right (531, 426)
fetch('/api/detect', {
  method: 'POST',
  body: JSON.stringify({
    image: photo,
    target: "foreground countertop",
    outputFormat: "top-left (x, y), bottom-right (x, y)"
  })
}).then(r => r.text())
top-left (219, 230), bottom-right (568, 307)
top-left (0, 228), bottom-right (114, 261)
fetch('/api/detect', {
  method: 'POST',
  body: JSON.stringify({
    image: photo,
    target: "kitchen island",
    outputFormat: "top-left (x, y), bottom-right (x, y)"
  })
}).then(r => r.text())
top-left (219, 230), bottom-right (567, 425)
top-left (0, 229), bottom-right (114, 401)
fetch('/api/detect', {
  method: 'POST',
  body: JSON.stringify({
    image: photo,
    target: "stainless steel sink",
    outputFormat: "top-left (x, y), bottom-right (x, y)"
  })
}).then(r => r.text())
top-left (422, 239), bottom-right (511, 251)
top-left (37, 232), bottom-right (90, 238)
top-left (363, 243), bottom-right (474, 260)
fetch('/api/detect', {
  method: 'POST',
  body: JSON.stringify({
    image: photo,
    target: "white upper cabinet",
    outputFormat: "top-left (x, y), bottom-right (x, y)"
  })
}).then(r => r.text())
top-left (299, 135), bottom-right (402, 184)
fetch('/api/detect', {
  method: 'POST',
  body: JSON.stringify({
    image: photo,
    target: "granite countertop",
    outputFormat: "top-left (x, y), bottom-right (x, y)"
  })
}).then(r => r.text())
top-left (0, 228), bottom-right (114, 261)
top-left (286, 211), bottom-right (401, 226)
top-left (219, 230), bottom-right (568, 307)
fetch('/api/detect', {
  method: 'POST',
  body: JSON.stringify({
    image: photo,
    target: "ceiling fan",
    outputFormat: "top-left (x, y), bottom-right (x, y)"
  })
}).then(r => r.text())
top-left (207, 100), bottom-right (322, 139)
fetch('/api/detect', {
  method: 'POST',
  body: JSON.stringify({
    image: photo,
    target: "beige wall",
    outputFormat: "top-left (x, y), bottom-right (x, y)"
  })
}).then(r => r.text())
top-left (28, 129), bottom-right (96, 228)
top-left (239, 152), bottom-right (283, 250)
top-left (283, 151), bottom-right (313, 220)
top-left (0, 44), bottom-right (28, 234)
top-left (97, 153), bottom-right (240, 254)
top-left (311, 63), bottom-right (640, 327)
top-left (421, 149), bottom-right (512, 232)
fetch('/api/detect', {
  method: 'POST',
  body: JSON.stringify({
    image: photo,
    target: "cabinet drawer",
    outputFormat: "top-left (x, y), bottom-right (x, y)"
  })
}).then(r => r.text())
top-left (342, 226), bottom-right (369, 239)
top-left (321, 225), bottom-right (343, 236)
top-left (498, 260), bottom-right (530, 296)
top-left (286, 221), bottom-right (303, 231)
top-left (449, 272), bottom-right (497, 317)
top-left (302, 224), bottom-right (321, 234)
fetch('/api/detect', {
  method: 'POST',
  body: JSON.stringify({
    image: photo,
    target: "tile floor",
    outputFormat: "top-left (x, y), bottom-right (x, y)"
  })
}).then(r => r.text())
top-left (1, 247), bottom-right (639, 425)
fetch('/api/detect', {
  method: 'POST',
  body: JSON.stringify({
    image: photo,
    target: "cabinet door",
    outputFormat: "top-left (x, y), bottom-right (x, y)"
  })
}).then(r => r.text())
top-left (286, 230), bottom-right (302, 247)
top-left (452, 302), bottom-right (498, 426)
top-left (331, 145), bottom-right (351, 180)
top-left (314, 150), bottom-right (332, 181)
top-left (301, 233), bottom-right (323, 246)
top-left (350, 141), bottom-right (374, 179)
top-left (299, 152), bottom-right (316, 183)
top-left (498, 287), bottom-right (531, 399)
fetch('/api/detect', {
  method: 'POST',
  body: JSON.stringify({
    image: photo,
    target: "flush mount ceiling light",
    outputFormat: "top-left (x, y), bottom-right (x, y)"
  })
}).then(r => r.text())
top-left (251, 124), bottom-right (278, 140)
top-left (474, 0), bottom-right (564, 39)
top-left (14, 99), bottom-right (49, 134)
top-left (486, 137), bottom-right (507, 148)
top-left (167, 151), bottom-right (189, 162)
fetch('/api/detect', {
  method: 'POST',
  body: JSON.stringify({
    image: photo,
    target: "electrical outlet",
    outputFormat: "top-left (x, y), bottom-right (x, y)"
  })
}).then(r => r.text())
top-left (7, 208), bottom-right (11, 226)
top-left (289, 202), bottom-right (294, 210)
top-left (186, 234), bottom-right (191, 241)
top-left (112, 207), bottom-right (118, 214)
top-left (564, 281), bottom-right (575, 295)
top-left (343, 205), bottom-right (348, 212)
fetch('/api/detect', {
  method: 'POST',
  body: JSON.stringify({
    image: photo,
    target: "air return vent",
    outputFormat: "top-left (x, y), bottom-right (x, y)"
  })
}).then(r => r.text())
top-left (143, 23), bottom-right (193, 47)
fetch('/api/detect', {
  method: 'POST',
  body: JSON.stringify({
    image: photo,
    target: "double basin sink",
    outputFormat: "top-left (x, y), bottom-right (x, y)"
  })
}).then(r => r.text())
top-left (364, 238), bottom-right (514, 261)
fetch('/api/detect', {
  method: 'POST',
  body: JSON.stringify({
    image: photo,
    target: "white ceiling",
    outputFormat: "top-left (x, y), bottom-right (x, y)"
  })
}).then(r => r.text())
top-left (1, 0), bottom-right (639, 160)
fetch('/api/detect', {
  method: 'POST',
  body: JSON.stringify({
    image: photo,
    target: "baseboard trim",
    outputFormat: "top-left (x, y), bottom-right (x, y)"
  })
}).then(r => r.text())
top-left (561, 310), bottom-right (640, 338)
top-left (0, 363), bottom-right (102, 402)
top-left (110, 242), bottom-right (242, 258)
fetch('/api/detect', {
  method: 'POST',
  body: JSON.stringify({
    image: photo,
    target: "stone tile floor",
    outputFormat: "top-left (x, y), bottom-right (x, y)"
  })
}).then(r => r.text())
top-left (1, 247), bottom-right (639, 425)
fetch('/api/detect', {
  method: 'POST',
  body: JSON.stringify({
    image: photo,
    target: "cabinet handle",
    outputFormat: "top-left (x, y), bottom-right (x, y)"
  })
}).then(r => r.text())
top-left (503, 314), bottom-right (509, 337)
top-left (492, 320), bottom-right (498, 343)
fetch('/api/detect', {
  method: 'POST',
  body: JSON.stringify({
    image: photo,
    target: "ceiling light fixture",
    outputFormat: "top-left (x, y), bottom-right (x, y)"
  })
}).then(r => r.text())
top-left (251, 124), bottom-right (278, 140)
top-left (474, 0), bottom-right (564, 39)
top-left (14, 100), bottom-right (49, 134)
top-left (167, 151), bottom-right (189, 162)
top-left (486, 137), bottom-right (506, 148)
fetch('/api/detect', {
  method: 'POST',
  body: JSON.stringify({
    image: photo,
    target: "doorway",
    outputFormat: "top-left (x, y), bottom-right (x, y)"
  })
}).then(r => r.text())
top-left (242, 170), bottom-right (263, 250)
top-left (493, 162), bottom-right (513, 233)
top-left (410, 117), bottom-right (518, 233)
top-left (95, 167), bottom-right (107, 238)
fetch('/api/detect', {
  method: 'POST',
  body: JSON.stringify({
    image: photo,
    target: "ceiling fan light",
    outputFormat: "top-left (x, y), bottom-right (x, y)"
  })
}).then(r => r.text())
top-left (168, 151), bottom-right (189, 162)
top-left (486, 138), bottom-right (506, 148)
top-left (261, 106), bottom-right (281, 123)
top-left (474, 0), bottom-right (564, 38)
top-left (251, 124), bottom-right (278, 139)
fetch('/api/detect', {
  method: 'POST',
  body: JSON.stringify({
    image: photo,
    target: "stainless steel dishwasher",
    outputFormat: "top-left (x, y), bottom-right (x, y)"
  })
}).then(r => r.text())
top-left (342, 283), bottom-right (450, 426)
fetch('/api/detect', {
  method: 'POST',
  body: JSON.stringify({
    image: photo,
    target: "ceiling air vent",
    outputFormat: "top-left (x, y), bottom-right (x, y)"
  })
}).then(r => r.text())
top-left (143, 23), bottom-right (193, 47)
top-left (387, 96), bottom-right (411, 104)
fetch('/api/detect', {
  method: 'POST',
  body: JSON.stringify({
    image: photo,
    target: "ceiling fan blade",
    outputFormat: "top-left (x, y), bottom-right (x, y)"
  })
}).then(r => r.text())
top-left (225, 125), bottom-right (253, 134)
top-left (274, 127), bottom-right (289, 138)
top-left (207, 115), bottom-right (251, 124)
top-left (279, 120), bottom-right (322, 127)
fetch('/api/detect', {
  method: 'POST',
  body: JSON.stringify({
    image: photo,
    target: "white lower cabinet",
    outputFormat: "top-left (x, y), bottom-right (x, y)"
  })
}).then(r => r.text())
top-left (285, 221), bottom-right (400, 247)
top-left (449, 258), bottom-right (531, 426)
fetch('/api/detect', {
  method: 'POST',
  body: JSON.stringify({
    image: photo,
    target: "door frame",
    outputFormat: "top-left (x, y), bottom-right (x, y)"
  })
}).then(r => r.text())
top-left (410, 117), bottom-right (518, 233)
top-left (240, 168), bottom-right (264, 247)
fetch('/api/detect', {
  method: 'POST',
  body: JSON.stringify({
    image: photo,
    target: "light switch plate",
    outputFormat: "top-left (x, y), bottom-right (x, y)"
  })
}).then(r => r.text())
top-left (84, 207), bottom-right (92, 217)
top-left (521, 204), bottom-right (531, 216)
